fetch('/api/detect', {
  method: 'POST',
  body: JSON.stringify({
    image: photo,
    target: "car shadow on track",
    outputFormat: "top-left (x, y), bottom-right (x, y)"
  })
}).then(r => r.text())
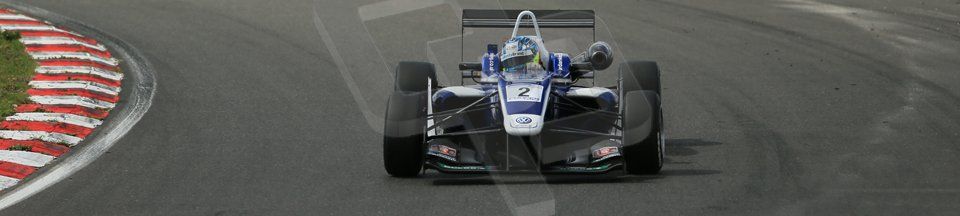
top-left (428, 138), bottom-right (723, 186)
top-left (428, 168), bottom-right (721, 186)
top-left (666, 138), bottom-right (722, 157)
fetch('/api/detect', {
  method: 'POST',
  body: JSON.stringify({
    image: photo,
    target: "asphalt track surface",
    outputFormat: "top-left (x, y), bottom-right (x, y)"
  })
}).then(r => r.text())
top-left (2, 0), bottom-right (960, 215)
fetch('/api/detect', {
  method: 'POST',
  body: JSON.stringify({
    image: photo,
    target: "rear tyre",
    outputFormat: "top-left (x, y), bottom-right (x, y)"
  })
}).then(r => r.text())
top-left (619, 61), bottom-right (660, 93)
top-left (384, 62), bottom-right (436, 177)
top-left (394, 61), bottom-right (438, 92)
top-left (620, 61), bottom-right (663, 175)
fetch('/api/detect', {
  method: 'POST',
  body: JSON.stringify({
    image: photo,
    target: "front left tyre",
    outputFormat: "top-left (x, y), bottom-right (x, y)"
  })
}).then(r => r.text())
top-left (383, 62), bottom-right (437, 177)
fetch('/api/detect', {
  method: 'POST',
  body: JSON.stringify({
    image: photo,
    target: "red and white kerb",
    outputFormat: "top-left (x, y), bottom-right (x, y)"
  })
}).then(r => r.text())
top-left (0, 8), bottom-right (123, 191)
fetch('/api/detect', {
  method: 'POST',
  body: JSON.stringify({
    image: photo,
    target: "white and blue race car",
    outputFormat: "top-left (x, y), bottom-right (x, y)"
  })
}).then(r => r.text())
top-left (384, 10), bottom-right (663, 176)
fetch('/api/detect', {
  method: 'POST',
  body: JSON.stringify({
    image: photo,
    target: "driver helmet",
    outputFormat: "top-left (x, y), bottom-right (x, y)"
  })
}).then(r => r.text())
top-left (501, 36), bottom-right (545, 73)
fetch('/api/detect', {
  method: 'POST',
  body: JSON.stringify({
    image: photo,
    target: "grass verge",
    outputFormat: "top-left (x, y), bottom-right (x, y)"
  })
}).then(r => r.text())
top-left (0, 31), bottom-right (37, 118)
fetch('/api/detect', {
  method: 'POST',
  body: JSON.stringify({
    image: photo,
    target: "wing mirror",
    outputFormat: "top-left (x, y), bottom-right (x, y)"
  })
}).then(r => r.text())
top-left (572, 41), bottom-right (613, 72)
top-left (587, 41), bottom-right (613, 70)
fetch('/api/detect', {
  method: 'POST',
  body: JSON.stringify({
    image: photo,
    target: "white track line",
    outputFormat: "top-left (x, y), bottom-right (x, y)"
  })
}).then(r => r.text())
top-left (0, 14), bottom-right (37, 21)
top-left (0, 130), bottom-right (81, 146)
top-left (357, 0), bottom-right (445, 21)
top-left (29, 52), bottom-right (118, 67)
top-left (0, 150), bottom-right (55, 167)
top-left (28, 95), bottom-right (115, 109)
top-left (29, 80), bottom-right (121, 95)
top-left (19, 36), bottom-right (106, 51)
top-left (0, 25), bottom-right (81, 37)
top-left (5, 112), bottom-right (102, 129)
top-left (0, 176), bottom-right (19, 190)
top-left (36, 66), bottom-right (123, 81)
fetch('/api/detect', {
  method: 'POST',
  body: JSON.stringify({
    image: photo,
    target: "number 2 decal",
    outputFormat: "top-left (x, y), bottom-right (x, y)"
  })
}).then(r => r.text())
top-left (517, 87), bottom-right (530, 97)
top-left (505, 85), bottom-right (543, 102)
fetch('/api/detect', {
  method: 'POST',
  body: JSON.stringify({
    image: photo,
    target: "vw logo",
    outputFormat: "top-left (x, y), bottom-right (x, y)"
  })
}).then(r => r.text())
top-left (515, 116), bottom-right (533, 124)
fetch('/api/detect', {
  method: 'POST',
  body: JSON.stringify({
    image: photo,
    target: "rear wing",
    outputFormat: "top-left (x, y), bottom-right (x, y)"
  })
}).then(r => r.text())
top-left (462, 9), bottom-right (595, 29)
top-left (459, 10), bottom-right (598, 85)
top-left (460, 9), bottom-right (597, 61)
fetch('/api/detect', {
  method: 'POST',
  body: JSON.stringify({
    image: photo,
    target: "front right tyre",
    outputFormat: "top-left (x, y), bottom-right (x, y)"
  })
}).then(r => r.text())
top-left (620, 61), bottom-right (664, 174)
top-left (383, 62), bottom-right (437, 177)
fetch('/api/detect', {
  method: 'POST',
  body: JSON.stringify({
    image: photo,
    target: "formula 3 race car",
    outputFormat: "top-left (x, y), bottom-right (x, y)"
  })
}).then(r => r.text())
top-left (383, 10), bottom-right (663, 177)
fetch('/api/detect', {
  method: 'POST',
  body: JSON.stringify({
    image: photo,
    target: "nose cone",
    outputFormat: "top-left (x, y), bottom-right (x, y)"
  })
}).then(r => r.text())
top-left (505, 114), bottom-right (543, 136)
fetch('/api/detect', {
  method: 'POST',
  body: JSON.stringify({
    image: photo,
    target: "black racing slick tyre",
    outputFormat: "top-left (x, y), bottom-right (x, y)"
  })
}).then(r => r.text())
top-left (383, 62), bottom-right (437, 177)
top-left (394, 61), bottom-right (438, 92)
top-left (619, 61), bottom-right (661, 94)
top-left (620, 61), bottom-right (663, 174)
top-left (622, 91), bottom-right (663, 174)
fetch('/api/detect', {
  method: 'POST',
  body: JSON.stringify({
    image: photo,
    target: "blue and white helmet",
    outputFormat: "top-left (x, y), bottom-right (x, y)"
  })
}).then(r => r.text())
top-left (501, 36), bottom-right (546, 73)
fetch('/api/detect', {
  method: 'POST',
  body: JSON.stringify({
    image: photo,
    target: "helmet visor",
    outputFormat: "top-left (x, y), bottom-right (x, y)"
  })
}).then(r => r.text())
top-left (502, 54), bottom-right (535, 68)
